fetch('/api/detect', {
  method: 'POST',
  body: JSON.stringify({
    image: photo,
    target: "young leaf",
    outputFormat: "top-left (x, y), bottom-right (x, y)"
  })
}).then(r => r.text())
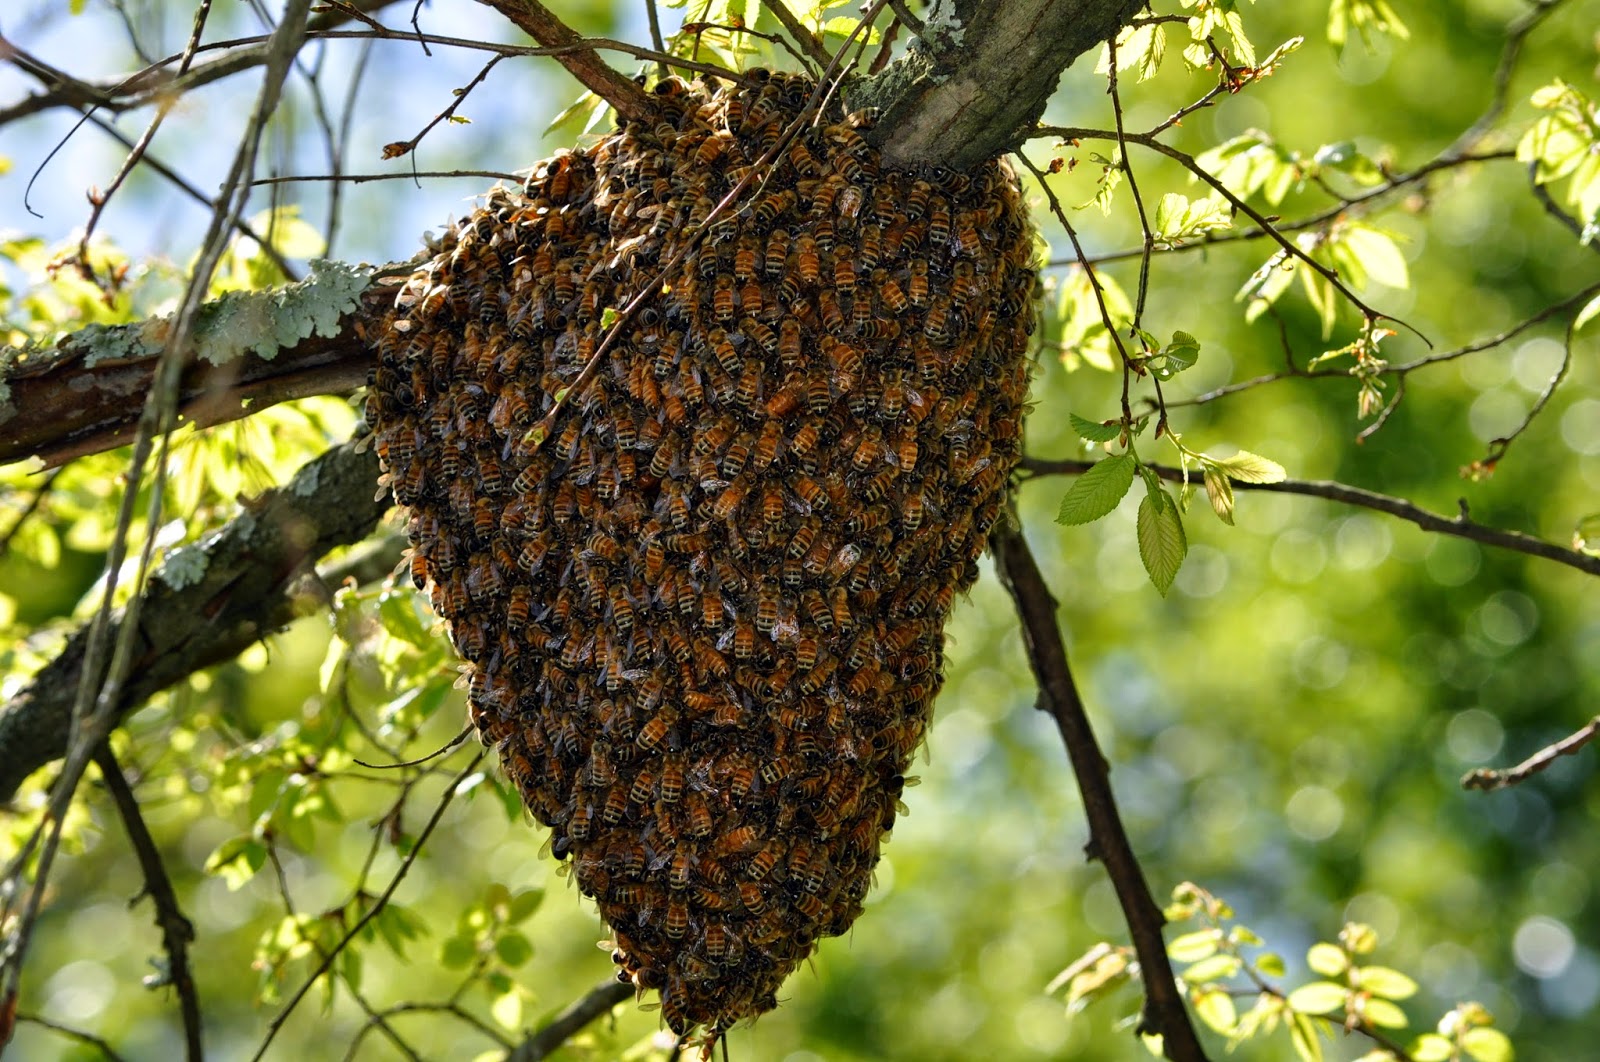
top-left (1362, 997), bottom-right (1410, 1029)
top-left (1287, 981), bottom-right (1348, 1015)
top-left (1460, 1027), bottom-right (1514, 1062)
top-left (1203, 465), bottom-right (1235, 525)
top-left (1057, 452), bottom-right (1136, 525)
top-left (1306, 941), bottom-right (1349, 977)
top-left (1070, 412), bottom-right (1124, 443)
top-left (1194, 988), bottom-right (1238, 1034)
top-left (1357, 965), bottom-right (1418, 1000)
top-left (1137, 486), bottom-right (1187, 595)
top-left (1214, 450), bottom-right (1287, 483)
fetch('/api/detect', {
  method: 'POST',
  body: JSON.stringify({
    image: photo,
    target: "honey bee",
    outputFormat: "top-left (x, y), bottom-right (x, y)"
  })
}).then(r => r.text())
top-left (659, 755), bottom-right (685, 804)
top-left (738, 881), bottom-right (767, 914)
top-left (763, 228), bottom-right (790, 279)
top-left (792, 474), bottom-right (830, 511)
top-left (734, 234), bottom-right (761, 280)
top-left (794, 233), bottom-right (820, 283)
top-left (756, 581), bottom-right (780, 633)
top-left (721, 431), bottom-right (753, 477)
top-left (686, 794), bottom-right (713, 837)
top-left (817, 289), bottom-right (845, 335)
top-left (750, 419), bottom-right (784, 471)
top-left (733, 359), bottom-right (762, 409)
top-left (602, 785), bottom-right (629, 825)
top-left (746, 840), bottom-right (783, 880)
top-left (830, 586), bottom-right (854, 632)
top-left (665, 898), bottom-right (689, 940)
top-left (636, 711), bottom-right (673, 752)
top-left (732, 619), bottom-right (756, 660)
top-left (753, 189), bottom-right (797, 227)
top-left (695, 131), bottom-right (732, 165)
top-left (712, 274), bottom-right (737, 320)
top-left (712, 477), bottom-right (750, 520)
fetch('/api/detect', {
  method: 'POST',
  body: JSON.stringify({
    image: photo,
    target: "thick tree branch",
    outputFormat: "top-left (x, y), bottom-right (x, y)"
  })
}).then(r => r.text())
top-left (504, 981), bottom-right (634, 1062)
top-left (991, 521), bottom-right (1210, 1062)
top-left (0, 264), bottom-right (388, 469)
top-left (474, 0), bottom-right (653, 121)
top-left (857, 0), bottom-right (1145, 169)
top-left (0, 441), bottom-right (394, 803)
top-left (1020, 457), bottom-right (1600, 578)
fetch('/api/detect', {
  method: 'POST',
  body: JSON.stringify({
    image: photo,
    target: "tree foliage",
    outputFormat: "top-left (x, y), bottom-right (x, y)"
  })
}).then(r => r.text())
top-left (1, 1), bottom-right (1598, 1060)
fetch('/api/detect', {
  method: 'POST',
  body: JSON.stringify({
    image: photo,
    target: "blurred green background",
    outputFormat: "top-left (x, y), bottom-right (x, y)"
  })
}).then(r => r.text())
top-left (2, 1), bottom-right (1598, 1059)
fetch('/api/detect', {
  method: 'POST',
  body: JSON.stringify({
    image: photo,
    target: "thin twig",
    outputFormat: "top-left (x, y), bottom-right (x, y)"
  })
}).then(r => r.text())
top-left (760, 1), bottom-right (832, 72)
top-left (251, 750), bottom-right (487, 1061)
top-left (991, 521), bottom-right (1210, 1062)
top-left (0, 468), bottom-right (64, 562)
top-left (0, 0), bottom-right (316, 1019)
top-left (1015, 149), bottom-right (1137, 426)
top-left (13, 1012), bottom-right (131, 1062)
top-left (380, 54), bottom-right (503, 162)
top-left (1463, 717), bottom-right (1600, 791)
top-left (1445, 0), bottom-right (1570, 158)
top-left (645, 0), bottom-right (668, 79)
top-left (1018, 456), bottom-right (1600, 578)
top-left (92, 745), bottom-right (203, 1062)
top-left (504, 980), bottom-right (634, 1062)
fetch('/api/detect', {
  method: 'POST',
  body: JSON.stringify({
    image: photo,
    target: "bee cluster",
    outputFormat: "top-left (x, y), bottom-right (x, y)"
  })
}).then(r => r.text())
top-left (366, 70), bottom-right (1035, 1038)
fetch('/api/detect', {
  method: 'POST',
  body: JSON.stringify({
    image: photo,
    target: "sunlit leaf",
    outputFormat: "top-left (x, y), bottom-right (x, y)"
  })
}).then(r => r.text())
top-left (1195, 988), bottom-right (1238, 1033)
top-left (1137, 485), bottom-right (1187, 595)
top-left (1307, 942), bottom-right (1349, 977)
top-left (1358, 965), bottom-right (1418, 1000)
top-left (1057, 452), bottom-right (1136, 525)
top-left (1286, 981), bottom-right (1348, 1015)
top-left (1211, 450), bottom-right (1286, 484)
top-left (1461, 1027), bottom-right (1515, 1062)
top-left (1363, 997), bottom-right (1410, 1029)
top-left (1169, 929), bottom-right (1222, 963)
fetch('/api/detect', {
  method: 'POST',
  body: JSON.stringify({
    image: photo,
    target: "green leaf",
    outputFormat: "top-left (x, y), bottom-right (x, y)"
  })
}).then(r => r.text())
top-left (1362, 997), bottom-right (1410, 1029)
top-left (1057, 452), bottom-right (1136, 525)
top-left (1462, 1028), bottom-right (1514, 1062)
top-left (1357, 965), bottom-right (1418, 1000)
top-left (204, 835), bottom-right (268, 891)
top-left (1194, 988), bottom-right (1238, 1034)
top-left (1149, 329), bottom-right (1201, 379)
top-left (1137, 486), bottom-right (1187, 595)
top-left (1286, 981), bottom-right (1349, 1015)
top-left (1214, 450), bottom-right (1287, 483)
top-left (1307, 942), bottom-right (1349, 977)
top-left (1411, 1034), bottom-right (1455, 1062)
top-left (495, 931), bottom-right (534, 967)
top-left (1256, 951), bottom-right (1287, 978)
top-left (1289, 1011), bottom-right (1325, 1062)
top-left (1071, 413), bottom-right (1124, 443)
top-left (507, 888), bottom-right (545, 924)
top-left (1203, 466), bottom-right (1235, 525)
top-left (440, 935), bottom-right (479, 970)
top-left (1342, 224), bottom-right (1409, 290)
top-left (1169, 929), bottom-right (1221, 963)
top-left (1183, 953), bottom-right (1242, 984)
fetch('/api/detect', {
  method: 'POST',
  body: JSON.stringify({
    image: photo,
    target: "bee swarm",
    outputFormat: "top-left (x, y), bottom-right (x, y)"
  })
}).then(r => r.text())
top-left (366, 70), bottom-right (1035, 1039)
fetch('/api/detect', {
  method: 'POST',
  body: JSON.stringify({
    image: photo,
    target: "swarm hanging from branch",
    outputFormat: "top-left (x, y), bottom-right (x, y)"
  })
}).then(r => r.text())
top-left (365, 71), bottom-right (1037, 1040)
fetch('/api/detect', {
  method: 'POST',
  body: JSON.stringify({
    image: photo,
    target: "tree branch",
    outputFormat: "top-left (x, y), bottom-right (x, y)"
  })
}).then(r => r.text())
top-left (1019, 457), bottom-right (1600, 578)
top-left (473, 0), bottom-right (653, 121)
top-left (857, 0), bottom-right (1146, 170)
top-left (92, 744), bottom-right (203, 1062)
top-left (0, 262), bottom-right (386, 468)
top-left (504, 981), bottom-right (634, 1062)
top-left (1463, 716), bottom-right (1600, 791)
top-left (0, 441), bottom-right (394, 803)
top-left (990, 521), bottom-right (1209, 1062)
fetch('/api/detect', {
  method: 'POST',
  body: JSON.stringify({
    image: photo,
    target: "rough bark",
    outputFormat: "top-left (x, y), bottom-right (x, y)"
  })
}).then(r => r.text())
top-left (858, 0), bottom-right (1146, 169)
top-left (0, 442), bottom-right (393, 802)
